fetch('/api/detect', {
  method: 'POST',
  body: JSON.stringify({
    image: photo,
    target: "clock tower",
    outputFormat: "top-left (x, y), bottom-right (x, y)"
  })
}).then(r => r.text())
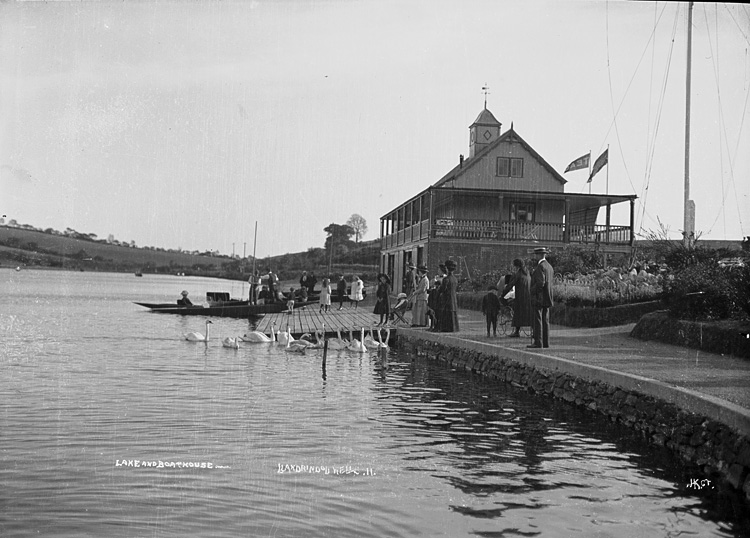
top-left (469, 107), bottom-right (501, 158)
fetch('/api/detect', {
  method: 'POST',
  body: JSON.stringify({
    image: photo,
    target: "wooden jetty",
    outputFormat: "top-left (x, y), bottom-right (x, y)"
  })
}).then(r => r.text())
top-left (255, 308), bottom-right (395, 340)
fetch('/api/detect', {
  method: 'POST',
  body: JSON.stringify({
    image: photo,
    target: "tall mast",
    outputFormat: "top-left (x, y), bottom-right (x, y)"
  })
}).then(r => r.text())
top-left (683, 1), bottom-right (694, 245)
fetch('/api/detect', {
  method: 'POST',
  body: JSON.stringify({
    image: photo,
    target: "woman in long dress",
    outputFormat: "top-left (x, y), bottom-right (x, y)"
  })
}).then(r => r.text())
top-left (502, 258), bottom-right (532, 337)
top-left (438, 260), bottom-right (459, 332)
top-left (319, 278), bottom-right (331, 313)
top-left (411, 266), bottom-right (429, 326)
top-left (373, 273), bottom-right (391, 326)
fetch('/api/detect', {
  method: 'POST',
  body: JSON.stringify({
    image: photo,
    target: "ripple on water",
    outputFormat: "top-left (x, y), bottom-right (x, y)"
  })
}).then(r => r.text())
top-left (2, 271), bottom-right (749, 537)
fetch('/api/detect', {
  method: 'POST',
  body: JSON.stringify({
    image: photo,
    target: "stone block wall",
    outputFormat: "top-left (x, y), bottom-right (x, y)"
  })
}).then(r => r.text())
top-left (398, 335), bottom-right (750, 502)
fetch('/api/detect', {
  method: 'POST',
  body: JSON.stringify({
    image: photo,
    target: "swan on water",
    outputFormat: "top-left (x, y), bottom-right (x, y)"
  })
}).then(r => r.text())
top-left (363, 327), bottom-right (379, 349)
top-left (222, 336), bottom-right (240, 349)
top-left (377, 328), bottom-right (390, 349)
top-left (346, 327), bottom-right (368, 353)
top-left (240, 330), bottom-right (273, 343)
top-left (277, 324), bottom-right (294, 346)
top-left (184, 320), bottom-right (213, 342)
top-left (327, 328), bottom-right (348, 350)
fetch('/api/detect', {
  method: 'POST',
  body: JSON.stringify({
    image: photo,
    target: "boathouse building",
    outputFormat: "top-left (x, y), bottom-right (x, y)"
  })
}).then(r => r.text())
top-left (379, 106), bottom-right (637, 292)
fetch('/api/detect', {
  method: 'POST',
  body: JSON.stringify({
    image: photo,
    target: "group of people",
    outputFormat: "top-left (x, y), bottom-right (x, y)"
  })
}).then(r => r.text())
top-left (318, 274), bottom-right (364, 313)
top-left (372, 260), bottom-right (460, 331)
top-left (481, 247), bottom-right (554, 348)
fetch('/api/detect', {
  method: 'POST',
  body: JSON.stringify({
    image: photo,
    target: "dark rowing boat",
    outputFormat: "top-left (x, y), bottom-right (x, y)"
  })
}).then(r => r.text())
top-left (134, 300), bottom-right (319, 318)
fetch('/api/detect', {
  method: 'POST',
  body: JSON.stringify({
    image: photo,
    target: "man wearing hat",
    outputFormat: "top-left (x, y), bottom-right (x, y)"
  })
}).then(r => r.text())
top-left (529, 247), bottom-right (554, 348)
top-left (177, 290), bottom-right (193, 306)
top-left (411, 265), bottom-right (430, 327)
top-left (437, 259), bottom-right (459, 332)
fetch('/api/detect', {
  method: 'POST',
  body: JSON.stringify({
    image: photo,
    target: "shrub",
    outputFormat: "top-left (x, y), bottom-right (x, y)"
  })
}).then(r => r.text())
top-left (664, 261), bottom-right (735, 320)
top-left (725, 264), bottom-right (750, 319)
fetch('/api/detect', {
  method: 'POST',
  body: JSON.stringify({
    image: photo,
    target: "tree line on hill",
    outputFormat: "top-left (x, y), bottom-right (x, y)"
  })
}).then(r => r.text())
top-left (0, 214), bottom-right (379, 280)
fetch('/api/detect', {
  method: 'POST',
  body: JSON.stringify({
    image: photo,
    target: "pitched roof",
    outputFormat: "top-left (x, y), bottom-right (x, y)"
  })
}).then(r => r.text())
top-left (432, 125), bottom-right (567, 188)
top-left (471, 107), bottom-right (501, 126)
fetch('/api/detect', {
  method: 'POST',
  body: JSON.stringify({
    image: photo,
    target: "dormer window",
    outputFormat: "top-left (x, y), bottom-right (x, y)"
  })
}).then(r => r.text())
top-left (496, 157), bottom-right (524, 178)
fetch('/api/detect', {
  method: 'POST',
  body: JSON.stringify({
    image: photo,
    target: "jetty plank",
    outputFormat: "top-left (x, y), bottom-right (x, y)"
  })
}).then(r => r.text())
top-left (256, 308), bottom-right (381, 339)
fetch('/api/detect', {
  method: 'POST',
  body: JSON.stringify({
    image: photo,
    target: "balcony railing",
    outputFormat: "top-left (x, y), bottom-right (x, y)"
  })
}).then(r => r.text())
top-left (382, 219), bottom-right (632, 247)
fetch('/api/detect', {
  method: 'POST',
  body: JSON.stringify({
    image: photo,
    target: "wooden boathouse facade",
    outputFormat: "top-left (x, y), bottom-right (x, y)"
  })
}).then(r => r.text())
top-left (379, 107), bottom-right (637, 292)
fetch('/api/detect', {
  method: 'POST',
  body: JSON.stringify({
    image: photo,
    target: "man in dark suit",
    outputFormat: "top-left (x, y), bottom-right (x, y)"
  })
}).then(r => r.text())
top-left (528, 247), bottom-right (554, 349)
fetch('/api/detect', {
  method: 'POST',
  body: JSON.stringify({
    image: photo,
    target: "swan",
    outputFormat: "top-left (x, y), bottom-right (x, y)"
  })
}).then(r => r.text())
top-left (377, 328), bottom-right (390, 349)
top-left (346, 327), bottom-right (368, 353)
top-left (327, 328), bottom-right (348, 350)
top-left (240, 329), bottom-right (274, 343)
top-left (184, 320), bottom-right (213, 342)
top-left (285, 335), bottom-right (308, 354)
top-left (277, 324), bottom-right (294, 346)
top-left (300, 330), bottom-right (324, 349)
top-left (363, 327), bottom-right (380, 349)
top-left (222, 336), bottom-right (240, 349)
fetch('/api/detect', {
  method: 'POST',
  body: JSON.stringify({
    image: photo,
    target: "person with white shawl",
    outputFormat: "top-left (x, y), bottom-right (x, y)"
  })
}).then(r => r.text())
top-left (348, 275), bottom-right (364, 310)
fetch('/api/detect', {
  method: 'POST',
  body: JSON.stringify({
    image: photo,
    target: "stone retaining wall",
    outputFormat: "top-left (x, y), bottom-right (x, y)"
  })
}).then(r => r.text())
top-left (398, 334), bottom-right (750, 502)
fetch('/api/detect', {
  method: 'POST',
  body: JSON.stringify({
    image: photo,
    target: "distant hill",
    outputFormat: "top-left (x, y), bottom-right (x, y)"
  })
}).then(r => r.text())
top-left (0, 225), bottom-right (380, 280)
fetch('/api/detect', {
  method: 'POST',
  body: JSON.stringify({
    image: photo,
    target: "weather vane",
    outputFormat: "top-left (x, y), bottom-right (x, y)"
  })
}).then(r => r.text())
top-left (481, 84), bottom-right (490, 109)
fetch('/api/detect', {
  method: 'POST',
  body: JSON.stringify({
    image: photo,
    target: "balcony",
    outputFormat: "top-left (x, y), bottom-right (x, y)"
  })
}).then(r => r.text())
top-left (382, 219), bottom-right (632, 248)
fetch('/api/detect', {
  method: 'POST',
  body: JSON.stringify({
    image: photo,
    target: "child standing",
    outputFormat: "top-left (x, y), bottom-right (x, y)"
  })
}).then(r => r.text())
top-left (481, 285), bottom-right (501, 337)
top-left (287, 287), bottom-right (295, 313)
top-left (319, 278), bottom-right (331, 313)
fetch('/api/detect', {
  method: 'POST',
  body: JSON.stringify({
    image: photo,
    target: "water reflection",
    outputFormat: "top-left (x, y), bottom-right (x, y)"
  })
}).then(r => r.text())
top-left (1, 270), bottom-right (748, 538)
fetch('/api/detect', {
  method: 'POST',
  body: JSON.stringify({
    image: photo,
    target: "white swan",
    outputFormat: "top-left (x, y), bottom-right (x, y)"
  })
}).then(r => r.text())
top-left (377, 328), bottom-right (390, 349)
top-left (277, 324), bottom-right (293, 346)
top-left (240, 329), bottom-right (274, 343)
top-left (327, 328), bottom-right (348, 350)
top-left (363, 326), bottom-right (380, 349)
top-left (222, 336), bottom-right (240, 349)
top-left (300, 331), bottom-right (324, 349)
top-left (347, 327), bottom-right (368, 353)
top-left (285, 335), bottom-right (308, 354)
top-left (184, 320), bottom-right (213, 342)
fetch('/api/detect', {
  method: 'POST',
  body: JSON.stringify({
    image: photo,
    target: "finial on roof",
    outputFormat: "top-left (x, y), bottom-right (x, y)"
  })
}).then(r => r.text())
top-left (481, 84), bottom-right (490, 109)
top-left (510, 121), bottom-right (514, 130)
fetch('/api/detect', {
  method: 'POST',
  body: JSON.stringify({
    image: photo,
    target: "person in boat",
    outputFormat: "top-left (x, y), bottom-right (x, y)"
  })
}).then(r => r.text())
top-left (258, 285), bottom-right (271, 304)
top-left (249, 270), bottom-right (261, 305)
top-left (299, 271), bottom-right (311, 292)
top-left (298, 286), bottom-right (308, 302)
top-left (177, 290), bottom-right (193, 306)
top-left (267, 268), bottom-right (278, 303)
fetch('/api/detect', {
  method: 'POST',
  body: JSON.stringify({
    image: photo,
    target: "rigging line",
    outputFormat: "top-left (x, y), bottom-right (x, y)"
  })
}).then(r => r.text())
top-left (702, 5), bottom-right (746, 236)
top-left (596, 2), bottom-right (670, 150)
top-left (638, 6), bottom-right (681, 235)
top-left (596, 0), bottom-right (668, 231)
top-left (724, 3), bottom-right (750, 47)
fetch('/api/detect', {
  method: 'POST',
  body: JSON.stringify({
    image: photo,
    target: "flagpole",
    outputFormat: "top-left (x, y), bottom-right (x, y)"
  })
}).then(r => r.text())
top-left (606, 144), bottom-right (609, 195)
top-left (588, 148), bottom-right (592, 195)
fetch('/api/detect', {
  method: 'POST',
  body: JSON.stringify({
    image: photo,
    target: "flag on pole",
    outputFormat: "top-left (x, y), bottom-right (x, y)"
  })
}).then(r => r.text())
top-left (587, 149), bottom-right (608, 183)
top-left (564, 152), bottom-right (590, 173)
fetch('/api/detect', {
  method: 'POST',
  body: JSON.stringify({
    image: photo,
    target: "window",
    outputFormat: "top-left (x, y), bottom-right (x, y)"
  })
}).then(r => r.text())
top-left (496, 157), bottom-right (509, 176)
top-left (496, 157), bottom-right (524, 177)
top-left (510, 202), bottom-right (535, 222)
top-left (510, 158), bottom-right (523, 177)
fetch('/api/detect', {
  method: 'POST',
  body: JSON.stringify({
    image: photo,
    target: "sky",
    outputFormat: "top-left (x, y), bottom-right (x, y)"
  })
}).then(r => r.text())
top-left (1, 0), bottom-right (748, 259)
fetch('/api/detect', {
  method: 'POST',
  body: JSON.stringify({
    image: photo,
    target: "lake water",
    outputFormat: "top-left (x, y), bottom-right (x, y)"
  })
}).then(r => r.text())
top-left (1, 269), bottom-right (748, 537)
